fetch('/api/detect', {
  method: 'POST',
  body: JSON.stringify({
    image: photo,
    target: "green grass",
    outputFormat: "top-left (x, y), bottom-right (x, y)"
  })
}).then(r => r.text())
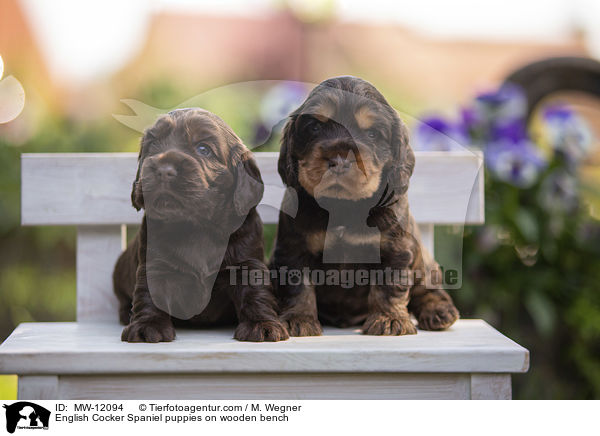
top-left (0, 375), bottom-right (17, 400)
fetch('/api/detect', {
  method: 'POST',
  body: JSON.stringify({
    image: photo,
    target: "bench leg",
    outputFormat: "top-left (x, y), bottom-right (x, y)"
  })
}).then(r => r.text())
top-left (470, 374), bottom-right (511, 399)
top-left (18, 376), bottom-right (58, 400)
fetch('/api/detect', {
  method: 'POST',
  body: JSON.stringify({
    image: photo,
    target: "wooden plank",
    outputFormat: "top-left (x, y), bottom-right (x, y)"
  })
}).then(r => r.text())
top-left (21, 151), bottom-right (484, 226)
top-left (76, 226), bottom-right (121, 322)
top-left (57, 373), bottom-right (470, 400)
top-left (470, 374), bottom-right (512, 399)
top-left (0, 320), bottom-right (529, 375)
top-left (22, 153), bottom-right (140, 226)
top-left (417, 223), bottom-right (434, 257)
top-left (410, 151), bottom-right (484, 224)
top-left (18, 375), bottom-right (58, 400)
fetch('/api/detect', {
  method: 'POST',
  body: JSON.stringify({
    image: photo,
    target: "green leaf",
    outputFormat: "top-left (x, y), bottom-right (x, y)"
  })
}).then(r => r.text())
top-left (514, 209), bottom-right (539, 242)
top-left (525, 292), bottom-right (556, 337)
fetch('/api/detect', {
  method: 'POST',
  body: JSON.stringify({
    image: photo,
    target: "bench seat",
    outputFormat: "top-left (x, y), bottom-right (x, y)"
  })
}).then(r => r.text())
top-left (0, 319), bottom-right (528, 399)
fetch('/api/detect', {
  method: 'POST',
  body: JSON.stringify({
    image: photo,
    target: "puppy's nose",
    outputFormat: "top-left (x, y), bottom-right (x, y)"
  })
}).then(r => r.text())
top-left (328, 155), bottom-right (352, 175)
top-left (156, 163), bottom-right (177, 181)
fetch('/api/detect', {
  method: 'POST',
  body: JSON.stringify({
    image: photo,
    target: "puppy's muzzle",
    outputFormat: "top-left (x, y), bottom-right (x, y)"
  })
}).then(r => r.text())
top-left (148, 150), bottom-right (186, 185)
top-left (156, 163), bottom-right (177, 181)
top-left (319, 140), bottom-right (364, 176)
top-left (328, 155), bottom-right (353, 175)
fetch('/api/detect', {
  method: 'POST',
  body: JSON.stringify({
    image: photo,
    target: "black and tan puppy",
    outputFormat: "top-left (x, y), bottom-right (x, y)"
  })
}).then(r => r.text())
top-left (271, 76), bottom-right (459, 336)
top-left (113, 108), bottom-right (288, 343)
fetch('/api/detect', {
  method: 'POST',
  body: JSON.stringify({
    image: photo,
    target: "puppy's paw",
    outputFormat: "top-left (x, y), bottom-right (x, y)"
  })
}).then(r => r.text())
top-left (119, 307), bottom-right (131, 325)
top-left (234, 320), bottom-right (290, 342)
top-left (285, 316), bottom-right (323, 337)
top-left (417, 300), bottom-right (459, 331)
top-left (362, 313), bottom-right (417, 336)
top-left (121, 320), bottom-right (176, 343)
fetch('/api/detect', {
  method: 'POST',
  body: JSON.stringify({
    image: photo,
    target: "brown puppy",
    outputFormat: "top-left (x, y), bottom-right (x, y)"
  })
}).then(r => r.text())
top-left (270, 76), bottom-right (459, 336)
top-left (113, 108), bottom-right (288, 343)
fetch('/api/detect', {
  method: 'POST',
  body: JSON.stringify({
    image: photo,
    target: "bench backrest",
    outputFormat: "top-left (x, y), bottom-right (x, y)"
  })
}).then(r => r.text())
top-left (21, 151), bottom-right (483, 322)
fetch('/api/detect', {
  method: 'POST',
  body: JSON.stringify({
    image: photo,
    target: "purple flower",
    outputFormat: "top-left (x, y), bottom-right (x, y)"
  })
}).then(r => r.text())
top-left (544, 105), bottom-right (573, 122)
top-left (490, 117), bottom-right (528, 143)
top-left (474, 84), bottom-right (527, 118)
top-left (472, 85), bottom-right (527, 136)
top-left (538, 170), bottom-right (578, 214)
top-left (457, 106), bottom-right (480, 137)
top-left (542, 104), bottom-right (591, 163)
top-left (412, 116), bottom-right (466, 151)
top-left (485, 139), bottom-right (547, 188)
top-left (458, 85), bottom-right (528, 147)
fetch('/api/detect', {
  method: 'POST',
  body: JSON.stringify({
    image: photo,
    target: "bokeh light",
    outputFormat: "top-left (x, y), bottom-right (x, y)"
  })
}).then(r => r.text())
top-left (0, 54), bottom-right (25, 124)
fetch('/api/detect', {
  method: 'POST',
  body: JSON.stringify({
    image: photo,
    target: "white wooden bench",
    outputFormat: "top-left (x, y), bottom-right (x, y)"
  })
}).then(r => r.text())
top-left (0, 151), bottom-right (529, 399)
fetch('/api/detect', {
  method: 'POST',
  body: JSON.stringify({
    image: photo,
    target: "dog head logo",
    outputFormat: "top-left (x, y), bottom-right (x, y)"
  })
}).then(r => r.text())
top-left (3, 402), bottom-right (50, 433)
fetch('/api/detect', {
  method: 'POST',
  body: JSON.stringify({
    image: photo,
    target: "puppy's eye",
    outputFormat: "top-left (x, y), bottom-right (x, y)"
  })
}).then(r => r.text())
top-left (310, 122), bottom-right (322, 134)
top-left (367, 129), bottom-right (378, 139)
top-left (195, 144), bottom-right (212, 156)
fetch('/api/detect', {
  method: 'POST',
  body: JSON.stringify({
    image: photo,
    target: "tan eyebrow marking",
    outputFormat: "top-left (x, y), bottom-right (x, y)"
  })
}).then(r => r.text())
top-left (311, 101), bottom-right (335, 122)
top-left (355, 105), bottom-right (376, 129)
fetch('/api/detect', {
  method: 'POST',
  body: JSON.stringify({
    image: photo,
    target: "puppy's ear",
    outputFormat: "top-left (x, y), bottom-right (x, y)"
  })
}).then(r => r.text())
top-left (278, 116), bottom-right (298, 187)
top-left (131, 136), bottom-right (147, 211)
top-left (386, 112), bottom-right (415, 196)
top-left (233, 151), bottom-right (264, 216)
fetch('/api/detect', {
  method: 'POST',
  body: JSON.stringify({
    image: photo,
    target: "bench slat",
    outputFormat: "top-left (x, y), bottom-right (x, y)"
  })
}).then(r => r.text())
top-left (0, 320), bottom-right (528, 375)
top-left (21, 151), bottom-right (484, 226)
top-left (77, 226), bottom-right (122, 322)
top-left (23, 374), bottom-right (474, 400)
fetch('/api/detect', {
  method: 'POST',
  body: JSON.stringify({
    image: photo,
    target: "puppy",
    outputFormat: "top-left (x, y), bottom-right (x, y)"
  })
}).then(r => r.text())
top-left (113, 108), bottom-right (288, 342)
top-left (270, 76), bottom-right (459, 336)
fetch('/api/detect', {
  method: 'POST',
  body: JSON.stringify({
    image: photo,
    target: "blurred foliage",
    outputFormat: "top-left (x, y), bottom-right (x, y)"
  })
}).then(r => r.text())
top-left (0, 108), bottom-right (139, 398)
top-left (456, 181), bottom-right (600, 399)
top-left (263, 224), bottom-right (278, 260)
top-left (0, 113), bottom-right (137, 338)
top-left (421, 85), bottom-right (600, 399)
top-left (1, 80), bottom-right (599, 399)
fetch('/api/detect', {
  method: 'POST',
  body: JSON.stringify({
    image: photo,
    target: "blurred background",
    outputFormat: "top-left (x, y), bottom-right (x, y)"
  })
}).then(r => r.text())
top-left (1, 0), bottom-right (599, 399)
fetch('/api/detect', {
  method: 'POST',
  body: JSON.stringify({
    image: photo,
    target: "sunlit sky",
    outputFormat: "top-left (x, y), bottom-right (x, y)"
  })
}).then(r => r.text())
top-left (18, 0), bottom-right (600, 83)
